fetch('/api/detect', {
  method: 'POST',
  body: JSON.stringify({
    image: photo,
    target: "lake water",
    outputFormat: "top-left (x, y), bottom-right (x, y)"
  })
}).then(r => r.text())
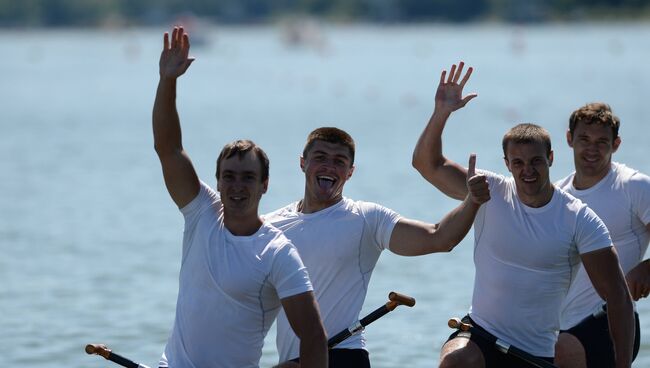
top-left (1, 23), bottom-right (649, 367)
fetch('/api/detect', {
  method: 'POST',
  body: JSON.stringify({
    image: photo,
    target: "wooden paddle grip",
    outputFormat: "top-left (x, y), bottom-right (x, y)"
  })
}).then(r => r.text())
top-left (448, 317), bottom-right (471, 332)
top-left (85, 343), bottom-right (111, 359)
top-left (387, 291), bottom-right (416, 310)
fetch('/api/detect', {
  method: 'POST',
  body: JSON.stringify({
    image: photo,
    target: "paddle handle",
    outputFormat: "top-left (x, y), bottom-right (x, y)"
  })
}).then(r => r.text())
top-left (85, 344), bottom-right (150, 368)
top-left (328, 291), bottom-right (415, 348)
top-left (387, 291), bottom-right (416, 310)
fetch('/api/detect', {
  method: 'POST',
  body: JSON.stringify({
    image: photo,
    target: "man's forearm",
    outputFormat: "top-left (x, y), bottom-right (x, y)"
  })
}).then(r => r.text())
top-left (435, 196), bottom-right (480, 251)
top-left (298, 335), bottom-right (327, 368)
top-left (153, 77), bottom-right (183, 154)
top-left (607, 292), bottom-right (634, 367)
top-left (412, 109), bottom-right (469, 200)
top-left (412, 109), bottom-right (449, 171)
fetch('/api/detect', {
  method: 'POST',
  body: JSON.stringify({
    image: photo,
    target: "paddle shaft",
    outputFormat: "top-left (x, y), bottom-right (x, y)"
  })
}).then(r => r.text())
top-left (328, 291), bottom-right (415, 348)
top-left (327, 304), bottom-right (389, 347)
top-left (448, 319), bottom-right (557, 368)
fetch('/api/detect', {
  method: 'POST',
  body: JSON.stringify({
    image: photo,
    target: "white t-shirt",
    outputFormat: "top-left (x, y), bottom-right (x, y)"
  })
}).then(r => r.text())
top-left (557, 162), bottom-right (650, 329)
top-left (265, 198), bottom-right (401, 361)
top-left (161, 181), bottom-right (313, 368)
top-left (470, 171), bottom-right (612, 357)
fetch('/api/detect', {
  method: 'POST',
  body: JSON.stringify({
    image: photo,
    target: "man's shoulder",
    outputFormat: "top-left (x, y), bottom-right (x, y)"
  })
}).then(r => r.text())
top-left (613, 162), bottom-right (650, 185)
top-left (554, 185), bottom-right (585, 206)
top-left (343, 197), bottom-right (397, 217)
top-left (264, 202), bottom-right (299, 222)
top-left (258, 222), bottom-right (296, 252)
top-left (554, 172), bottom-right (575, 190)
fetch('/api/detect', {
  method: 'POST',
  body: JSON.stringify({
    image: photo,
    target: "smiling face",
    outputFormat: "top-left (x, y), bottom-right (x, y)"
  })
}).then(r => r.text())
top-left (504, 141), bottom-right (554, 207)
top-left (217, 151), bottom-right (268, 218)
top-left (567, 121), bottom-right (620, 186)
top-left (300, 140), bottom-right (354, 212)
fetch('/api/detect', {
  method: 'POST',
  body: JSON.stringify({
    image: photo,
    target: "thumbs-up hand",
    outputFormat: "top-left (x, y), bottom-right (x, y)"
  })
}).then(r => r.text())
top-left (466, 154), bottom-right (490, 205)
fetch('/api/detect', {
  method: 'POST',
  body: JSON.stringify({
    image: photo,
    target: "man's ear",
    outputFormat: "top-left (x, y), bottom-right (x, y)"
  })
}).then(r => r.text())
top-left (549, 150), bottom-right (554, 167)
top-left (503, 157), bottom-right (511, 173)
top-left (612, 136), bottom-right (621, 153)
top-left (300, 156), bottom-right (305, 172)
top-left (346, 165), bottom-right (355, 180)
top-left (566, 130), bottom-right (574, 148)
top-left (262, 178), bottom-right (269, 194)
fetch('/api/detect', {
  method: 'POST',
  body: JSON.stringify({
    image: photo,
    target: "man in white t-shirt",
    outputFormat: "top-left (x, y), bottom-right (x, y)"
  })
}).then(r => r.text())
top-left (152, 27), bottom-right (327, 368)
top-left (412, 62), bottom-right (634, 368)
top-left (267, 127), bottom-right (491, 366)
top-left (554, 103), bottom-right (650, 368)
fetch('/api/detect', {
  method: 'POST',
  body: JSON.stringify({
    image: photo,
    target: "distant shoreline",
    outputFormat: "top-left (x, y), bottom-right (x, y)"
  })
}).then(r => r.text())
top-left (1, 18), bottom-right (649, 32)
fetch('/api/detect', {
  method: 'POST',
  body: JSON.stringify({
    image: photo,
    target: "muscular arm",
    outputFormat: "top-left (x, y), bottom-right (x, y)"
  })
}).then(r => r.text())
top-left (390, 154), bottom-right (490, 256)
top-left (625, 222), bottom-right (650, 300)
top-left (581, 247), bottom-right (634, 368)
top-left (281, 291), bottom-right (328, 368)
top-left (412, 62), bottom-right (477, 200)
top-left (153, 27), bottom-right (199, 208)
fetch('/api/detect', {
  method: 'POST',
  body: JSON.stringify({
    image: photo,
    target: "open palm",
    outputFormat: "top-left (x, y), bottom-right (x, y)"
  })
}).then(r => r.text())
top-left (159, 27), bottom-right (195, 79)
top-left (435, 62), bottom-right (476, 113)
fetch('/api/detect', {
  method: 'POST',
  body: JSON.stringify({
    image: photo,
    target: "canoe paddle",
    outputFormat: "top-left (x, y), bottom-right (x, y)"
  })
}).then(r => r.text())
top-left (85, 344), bottom-right (151, 368)
top-left (448, 318), bottom-right (558, 368)
top-left (86, 291), bottom-right (416, 367)
top-left (328, 291), bottom-right (416, 348)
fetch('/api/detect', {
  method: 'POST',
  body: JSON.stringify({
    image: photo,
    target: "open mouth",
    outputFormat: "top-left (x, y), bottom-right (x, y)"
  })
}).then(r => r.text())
top-left (521, 176), bottom-right (537, 183)
top-left (229, 195), bottom-right (248, 202)
top-left (317, 175), bottom-right (336, 190)
top-left (582, 156), bottom-right (600, 163)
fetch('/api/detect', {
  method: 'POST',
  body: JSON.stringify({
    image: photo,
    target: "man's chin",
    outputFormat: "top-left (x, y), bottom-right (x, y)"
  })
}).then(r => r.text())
top-left (315, 189), bottom-right (341, 201)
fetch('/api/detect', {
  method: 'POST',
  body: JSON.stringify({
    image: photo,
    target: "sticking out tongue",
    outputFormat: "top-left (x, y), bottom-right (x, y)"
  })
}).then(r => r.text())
top-left (317, 177), bottom-right (335, 190)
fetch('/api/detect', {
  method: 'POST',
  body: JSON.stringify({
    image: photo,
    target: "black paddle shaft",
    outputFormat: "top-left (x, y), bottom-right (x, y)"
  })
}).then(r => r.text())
top-left (328, 304), bottom-right (391, 348)
top-left (107, 352), bottom-right (141, 368)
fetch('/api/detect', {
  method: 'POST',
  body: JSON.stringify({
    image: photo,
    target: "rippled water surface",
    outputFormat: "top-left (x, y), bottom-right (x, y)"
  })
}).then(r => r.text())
top-left (2, 23), bottom-right (649, 367)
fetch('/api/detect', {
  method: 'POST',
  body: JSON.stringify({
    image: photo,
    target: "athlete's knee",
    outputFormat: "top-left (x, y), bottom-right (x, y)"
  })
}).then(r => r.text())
top-left (555, 332), bottom-right (586, 368)
top-left (439, 340), bottom-right (484, 368)
top-left (439, 349), bottom-right (484, 368)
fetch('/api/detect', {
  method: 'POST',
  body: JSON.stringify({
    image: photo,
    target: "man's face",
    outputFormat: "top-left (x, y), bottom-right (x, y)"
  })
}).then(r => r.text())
top-left (217, 151), bottom-right (268, 216)
top-left (504, 141), bottom-right (553, 202)
top-left (567, 122), bottom-right (620, 178)
top-left (301, 140), bottom-right (354, 205)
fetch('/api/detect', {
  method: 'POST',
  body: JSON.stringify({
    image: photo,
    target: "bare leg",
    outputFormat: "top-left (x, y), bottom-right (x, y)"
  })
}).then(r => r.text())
top-left (439, 337), bottom-right (485, 368)
top-left (555, 332), bottom-right (587, 368)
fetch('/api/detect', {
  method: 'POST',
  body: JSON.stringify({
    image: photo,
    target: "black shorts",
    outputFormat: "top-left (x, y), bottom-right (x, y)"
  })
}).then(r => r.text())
top-left (561, 308), bottom-right (640, 368)
top-left (291, 348), bottom-right (370, 368)
top-left (446, 315), bottom-right (554, 368)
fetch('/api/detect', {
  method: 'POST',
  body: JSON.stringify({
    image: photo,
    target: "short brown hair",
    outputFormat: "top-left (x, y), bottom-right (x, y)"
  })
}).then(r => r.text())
top-left (502, 123), bottom-right (552, 158)
top-left (302, 127), bottom-right (355, 165)
top-left (569, 102), bottom-right (620, 139)
top-left (216, 140), bottom-right (270, 182)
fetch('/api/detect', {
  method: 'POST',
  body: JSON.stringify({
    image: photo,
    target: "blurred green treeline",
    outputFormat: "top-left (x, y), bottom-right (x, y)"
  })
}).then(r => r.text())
top-left (1, 0), bottom-right (649, 27)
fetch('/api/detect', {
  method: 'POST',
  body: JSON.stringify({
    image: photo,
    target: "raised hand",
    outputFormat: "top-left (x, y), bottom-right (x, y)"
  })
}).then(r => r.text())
top-left (159, 26), bottom-right (195, 79)
top-left (626, 260), bottom-right (650, 301)
top-left (466, 154), bottom-right (490, 205)
top-left (435, 61), bottom-right (477, 114)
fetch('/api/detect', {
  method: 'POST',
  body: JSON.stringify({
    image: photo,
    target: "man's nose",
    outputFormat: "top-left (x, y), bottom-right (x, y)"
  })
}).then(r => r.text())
top-left (522, 163), bottom-right (535, 173)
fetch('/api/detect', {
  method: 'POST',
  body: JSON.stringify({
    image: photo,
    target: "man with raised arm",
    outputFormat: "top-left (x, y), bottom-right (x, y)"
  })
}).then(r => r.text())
top-left (153, 27), bottom-right (327, 368)
top-left (412, 62), bottom-right (634, 368)
top-left (554, 103), bottom-right (650, 368)
top-left (266, 125), bottom-right (490, 368)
